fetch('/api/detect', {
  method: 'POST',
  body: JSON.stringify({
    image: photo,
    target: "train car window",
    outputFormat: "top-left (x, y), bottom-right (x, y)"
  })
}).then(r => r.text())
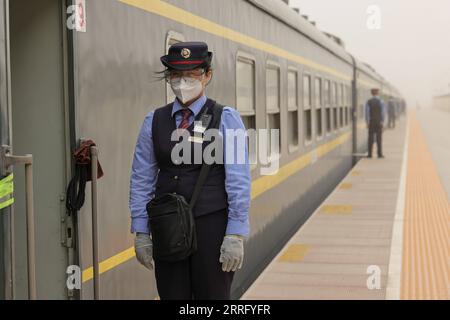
top-left (332, 82), bottom-right (338, 131)
top-left (344, 85), bottom-right (348, 106)
top-left (303, 75), bottom-right (311, 108)
top-left (347, 85), bottom-right (352, 125)
top-left (337, 82), bottom-right (342, 128)
top-left (324, 80), bottom-right (331, 134)
top-left (349, 85), bottom-right (352, 105)
top-left (266, 63), bottom-right (281, 157)
top-left (266, 66), bottom-right (280, 112)
top-left (315, 77), bottom-right (323, 138)
top-left (360, 89), bottom-right (367, 119)
top-left (303, 74), bottom-right (312, 144)
top-left (343, 85), bottom-right (348, 126)
top-left (287, 69), bottom-right (299, 150)
top-left (236, 56), bottom-right (256, 128)
top-left (330, 81), bottom-right (335, 106)
top-left (165, 31), bottom-right (185, 104)
top-left (288, 70), bottom-right (298, 110)
top-left (323, 80), bottom-right (330, 106)
top-left (358, 90), bottom-right (363, 120)
top-left (362, 89), bottom-right (367, 119)
top-left (357, 89), bottom-right (362, 120)
top-left (236, 54), bottom-right (257, 168)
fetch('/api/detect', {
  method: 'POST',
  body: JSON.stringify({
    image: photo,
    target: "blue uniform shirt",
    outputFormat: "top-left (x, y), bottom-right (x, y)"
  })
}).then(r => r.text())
top-left (129, 94), bottom-right (251, 237)
top-left (365, 96), bottom-right (387, 125)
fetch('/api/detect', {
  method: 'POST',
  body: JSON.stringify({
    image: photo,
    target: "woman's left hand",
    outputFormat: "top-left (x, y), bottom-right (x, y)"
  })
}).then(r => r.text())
top-left (219, 235), bottom-right (244, 272)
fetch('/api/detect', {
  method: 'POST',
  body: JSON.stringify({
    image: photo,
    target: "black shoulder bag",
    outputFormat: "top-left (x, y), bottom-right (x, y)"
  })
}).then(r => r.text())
top-left (146, 100), bottom-right (224, 262)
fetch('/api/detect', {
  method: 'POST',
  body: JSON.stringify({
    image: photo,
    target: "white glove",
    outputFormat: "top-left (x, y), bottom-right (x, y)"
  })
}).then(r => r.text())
top-left (219, 235), bottom-right (244, 272)
top-left (134, 233), bottom-right (154, 271)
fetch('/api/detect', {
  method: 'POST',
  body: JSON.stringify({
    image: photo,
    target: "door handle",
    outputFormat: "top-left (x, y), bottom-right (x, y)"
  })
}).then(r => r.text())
top-left (90, 145), bottom-right (100, 300)
top-left (1, 145), bottom-right (36, 300)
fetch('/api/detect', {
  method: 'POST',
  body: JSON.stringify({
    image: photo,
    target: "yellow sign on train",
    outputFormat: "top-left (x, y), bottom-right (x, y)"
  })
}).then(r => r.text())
top-left (0, 173), bottom-right (14, 210)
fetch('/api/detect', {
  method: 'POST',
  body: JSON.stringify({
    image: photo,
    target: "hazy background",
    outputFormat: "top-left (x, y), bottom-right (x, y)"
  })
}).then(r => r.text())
top-left (288, 0), bottom-right (450, 108)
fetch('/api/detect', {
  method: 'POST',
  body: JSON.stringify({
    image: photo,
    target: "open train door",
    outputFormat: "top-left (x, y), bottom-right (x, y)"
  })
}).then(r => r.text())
top-left (1, 0), bottom-right (75, 299)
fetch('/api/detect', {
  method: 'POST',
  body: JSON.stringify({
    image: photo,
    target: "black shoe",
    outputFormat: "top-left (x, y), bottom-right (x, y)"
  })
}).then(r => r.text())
top-left (367, 154), bottom-right (373, 158)
top-left (378, 155), bottom-right (384, 159)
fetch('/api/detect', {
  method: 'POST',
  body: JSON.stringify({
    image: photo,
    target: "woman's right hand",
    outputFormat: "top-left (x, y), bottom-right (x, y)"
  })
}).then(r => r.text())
top-left (134, 233), bottom-right (154, 271)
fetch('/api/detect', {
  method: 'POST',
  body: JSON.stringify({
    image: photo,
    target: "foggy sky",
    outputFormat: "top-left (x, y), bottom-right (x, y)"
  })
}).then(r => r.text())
top-left (289, 0), bottom-right (450, 108)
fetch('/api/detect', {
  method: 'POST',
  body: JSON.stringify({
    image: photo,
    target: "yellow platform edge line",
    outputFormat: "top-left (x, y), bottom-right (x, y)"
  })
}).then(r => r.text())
top-left (277, 244), bottom-right (310, 262)
top-left (320, 204), bottom-right (353, 215)
top-left (82, 247), bottom-right (136, 282)
top-left (400, 112), bottom-right (450, 300)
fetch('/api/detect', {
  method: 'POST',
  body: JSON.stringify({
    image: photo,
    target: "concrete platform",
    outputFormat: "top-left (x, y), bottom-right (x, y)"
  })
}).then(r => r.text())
top-left (242, 117), bottom-right (408, 300)
top-left (243, 109), bottom-right (450, 300)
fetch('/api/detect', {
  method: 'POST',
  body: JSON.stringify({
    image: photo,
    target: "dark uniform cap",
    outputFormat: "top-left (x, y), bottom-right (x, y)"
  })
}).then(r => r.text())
top-left (160, 41), bottom-right (213, 71)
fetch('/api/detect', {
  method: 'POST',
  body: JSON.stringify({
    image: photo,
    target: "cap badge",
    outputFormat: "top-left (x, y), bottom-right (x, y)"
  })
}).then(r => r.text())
top-left (181, 48), bottom-right (191, 59)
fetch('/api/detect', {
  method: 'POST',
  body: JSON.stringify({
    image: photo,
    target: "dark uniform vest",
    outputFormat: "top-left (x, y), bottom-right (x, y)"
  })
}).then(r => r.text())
top-left (367, 97), bottom-right (383, 124)
top-left (151, 101), bottom-right (228, 217)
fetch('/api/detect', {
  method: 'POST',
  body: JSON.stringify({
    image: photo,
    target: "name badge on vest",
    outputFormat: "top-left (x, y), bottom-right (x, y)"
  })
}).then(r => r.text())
top-left (193, 123), bottom-right (207, 134)
top-left (189, 114), bottom-right (212, 144)
top-left (188, 135), bottom-right (204, 144)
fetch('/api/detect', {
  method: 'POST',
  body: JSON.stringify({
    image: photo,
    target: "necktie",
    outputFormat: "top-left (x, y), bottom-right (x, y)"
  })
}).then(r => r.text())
top-left (178, 109), bottom-right (192, 130)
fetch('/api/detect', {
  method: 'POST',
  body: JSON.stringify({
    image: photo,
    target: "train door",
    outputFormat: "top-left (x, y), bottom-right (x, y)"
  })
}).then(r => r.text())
top-left (0, 0), bottom-right (72, 299)
top-left (0, 0), bottom-right (11, 300)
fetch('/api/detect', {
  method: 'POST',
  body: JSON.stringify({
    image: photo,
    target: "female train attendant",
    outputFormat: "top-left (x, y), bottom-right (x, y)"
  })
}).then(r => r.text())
top-left (129, 42), bottom-right (251, 300)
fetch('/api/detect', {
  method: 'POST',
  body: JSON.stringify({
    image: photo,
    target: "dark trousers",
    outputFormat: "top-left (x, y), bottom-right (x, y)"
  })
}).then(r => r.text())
top-left (388, 114), bottom-right (396, 128)
top-left (154, 209), bottom-right (234, 300)
top-left (368, 122), bottom-right (383, 157)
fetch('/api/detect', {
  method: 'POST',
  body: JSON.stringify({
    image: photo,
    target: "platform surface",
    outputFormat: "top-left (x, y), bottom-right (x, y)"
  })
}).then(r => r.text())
top-left (243, 110), bottom-right (450, 300)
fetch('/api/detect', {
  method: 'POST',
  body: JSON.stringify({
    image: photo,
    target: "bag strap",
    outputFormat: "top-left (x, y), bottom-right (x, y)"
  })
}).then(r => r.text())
top-left (189, 99), bottom-right (224, 209)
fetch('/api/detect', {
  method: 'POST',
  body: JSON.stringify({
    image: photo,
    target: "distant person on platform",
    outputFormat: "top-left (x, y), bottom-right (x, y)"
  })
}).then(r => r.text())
top-left (387, 98), bottom-right (396, 129)
top-left (365, 88), bottom-right (387, 158)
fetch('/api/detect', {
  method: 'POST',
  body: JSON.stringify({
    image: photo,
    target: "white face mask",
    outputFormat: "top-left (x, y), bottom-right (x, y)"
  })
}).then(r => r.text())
top-left (170, 77), bottom-right (204, 104)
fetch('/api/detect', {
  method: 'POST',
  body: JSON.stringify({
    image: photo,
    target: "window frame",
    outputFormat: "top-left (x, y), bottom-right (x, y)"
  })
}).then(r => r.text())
top-left (287, 67), bottom-right (299, 112)
top-left (315, 76), bottom-right (323, 140)
top-left (287, 67), bottom-right (299, 153)
top-left (235, 51), bottom-right (257, 118)
top-left (235, 51), bottom-right (257, 171)
top-left (324, 79), bottom-right (332, 135)
top-left (344, 85), bottom-right (348, 126)
top-left (332, 81), bottom-right (338, 132)
top-left (303, 72), bottom-right (313, 146)
top-left (265, 61), bottom-right (281, 114)
top-left (346, 84), bottom-right (351, 126)
top-left (340, 83), bottom-right (345, 129)
top-left (265, 60), bottom-right (282, 159)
